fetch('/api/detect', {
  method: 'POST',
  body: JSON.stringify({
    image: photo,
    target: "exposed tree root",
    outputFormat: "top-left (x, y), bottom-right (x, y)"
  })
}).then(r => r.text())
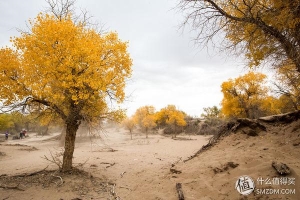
top-left (259, 110), bottom-right (300, 123)
top-left (10, 165), bottom-right (49, 178)
top-left (0, 184), bottom-right (25, 191)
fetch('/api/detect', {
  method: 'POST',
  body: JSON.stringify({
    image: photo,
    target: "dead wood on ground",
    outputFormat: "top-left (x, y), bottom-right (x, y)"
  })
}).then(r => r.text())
top-left (176, 183), bottom-right (184, 200)
top-left (272, 162), bottom-right (291, 175)
top-left (259, 110), bottom-right (300, 123)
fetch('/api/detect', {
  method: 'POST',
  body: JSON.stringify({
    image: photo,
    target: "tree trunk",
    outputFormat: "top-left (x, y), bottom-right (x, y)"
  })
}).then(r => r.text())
top-left (61, 120), bottom-right (80, 172)
top-left (173, 124), bottom-right (177, 138)
top-left (59, 126), bottom-right (66, 147)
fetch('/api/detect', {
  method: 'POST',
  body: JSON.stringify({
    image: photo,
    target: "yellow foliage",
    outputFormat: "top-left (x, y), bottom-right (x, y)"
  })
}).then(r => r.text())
top-left (156, 105), bottom-right (187, 127)
top-left (166, 111), bottom-right (186, 127)
top-left (276, 94), bottom-right (298, 113)
top-left (221, 71), bottom-right (275, 118)
top-left (133, 105), bottom-right (156, 132)
top-left (122, 117), bottom-right (136, 134)
top-left (222, 0), bottom-right (300, 68)
top-left (142, 115), bottom-right (157, 130)
top-left (260, 96), bottom-right (281, 116)
top-left (274, 62), bottom-right (300, 110)
top-left (0, 12), bottom-right (132, 124)
top-left (0, 114), bottom-right (14, 131)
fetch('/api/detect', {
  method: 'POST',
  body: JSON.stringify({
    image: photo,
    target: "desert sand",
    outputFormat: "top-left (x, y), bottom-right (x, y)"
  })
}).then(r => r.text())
top-left (0, 118), bottom-right (300, 200)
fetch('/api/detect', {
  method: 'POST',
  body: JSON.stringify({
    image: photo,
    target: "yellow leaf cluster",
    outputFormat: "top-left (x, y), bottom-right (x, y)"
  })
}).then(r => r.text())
top-left (156, 105), bottom-right (187, 127)
top-left (221, 71), bottom-right (275, 118)
top-left (274, 62), bottom-right (300, 111)
top-left (133, 105), bottom-right (156, 131)
top-left (122, 117), bottom-right (136, 132)
top-left (0, 13), bottom-right (132, 123)
top-left (223, 0), bottom-right (300, 67)
top-left (0, 114), bottom-right (14, 130)
top-left (0, 48), bottom-right (26, 104)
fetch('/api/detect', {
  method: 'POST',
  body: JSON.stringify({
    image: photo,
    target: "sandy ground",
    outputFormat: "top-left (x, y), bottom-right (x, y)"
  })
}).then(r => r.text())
top-left (0, 119), bottom-right (300, 200)
top-left (0, 128), bottom-right (210, 200)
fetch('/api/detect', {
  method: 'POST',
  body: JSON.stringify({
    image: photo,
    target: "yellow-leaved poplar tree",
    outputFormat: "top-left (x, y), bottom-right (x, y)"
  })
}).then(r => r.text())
top-left (221, 72), bottom-right (274, 119)
top-left (156, 105), bottom-right (186, 136)
top-left (0, 4), bottom-right (132, 171)
top-left (166, 111), bottom-right (186, 137)
top-left (122, 117), bottom-right (136, 140)
top-left (133, 105), bottom-right (156, 138)
top-left (155, 105), bottom-right (178, 128)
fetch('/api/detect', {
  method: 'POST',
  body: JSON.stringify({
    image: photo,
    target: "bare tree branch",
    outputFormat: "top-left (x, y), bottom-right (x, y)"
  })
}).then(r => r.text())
top-left (178, 0), bottom-right (300, 72)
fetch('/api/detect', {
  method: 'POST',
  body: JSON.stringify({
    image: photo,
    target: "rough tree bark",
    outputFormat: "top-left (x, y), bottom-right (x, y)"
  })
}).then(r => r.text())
top-left (59, 126), bottom-right (67, 147)
top-left (61, 102), bottom-right (83, 172)
top-left (62, 119), bottom-right (80, 171)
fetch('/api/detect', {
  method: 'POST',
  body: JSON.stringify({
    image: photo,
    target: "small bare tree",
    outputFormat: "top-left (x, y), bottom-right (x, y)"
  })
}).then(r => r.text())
top-left (122, 117), bottom-right (136, 140)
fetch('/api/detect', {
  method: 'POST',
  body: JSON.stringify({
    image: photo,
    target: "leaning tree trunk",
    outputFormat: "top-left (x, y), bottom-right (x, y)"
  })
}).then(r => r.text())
top-left (61, 120), bottom-right (80, 171)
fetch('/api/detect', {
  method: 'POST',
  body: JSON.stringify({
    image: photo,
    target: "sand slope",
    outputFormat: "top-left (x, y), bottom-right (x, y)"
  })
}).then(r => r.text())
top-left (169, 119), bottom-right (300, 200)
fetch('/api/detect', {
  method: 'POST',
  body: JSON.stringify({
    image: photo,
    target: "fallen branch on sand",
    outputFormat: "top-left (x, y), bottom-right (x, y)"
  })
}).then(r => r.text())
top-left (106, 163), bottom-right (115, 168)
top-left (120, 171), bottom-right (126, 178)
top-left (259, 110), bottom-right (300, 123)
top-left (119, 186), bottom-right (132, 191)
top-left (272, 162), bottom-right (291, 175)
top-left (74, 158), bottom-right (89, 168)
top-left (172, 137), bottom-right (196, 141)
top-left (0, 184), bottom-right (25, 191)
top-left (18, 146), bottom-right (38, 151)
top-left (176, 183), bottom-right (184, 200)
top-left (213, 162), bottom-right (239, 174)
top-left (11, 165), bottom-right (49, 178)
top-left (110, 183), bottom-right (121, 200)
top-left (170, 168), bottom-right (182, 174)
top-left (100, 162), bottom-right (116, 168)
top-left (93, 147), bottom-right (117, 152)
top-left (171, 157), bottom-right (182, 167)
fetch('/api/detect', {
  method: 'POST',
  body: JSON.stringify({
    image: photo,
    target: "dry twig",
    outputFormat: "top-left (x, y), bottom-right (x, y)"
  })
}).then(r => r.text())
top-left (51, 174), bottom-right (63, 186)
top-left (120, 171), bottom-right (126, 178)
top-left (42, 149), bottom-right (63, 169)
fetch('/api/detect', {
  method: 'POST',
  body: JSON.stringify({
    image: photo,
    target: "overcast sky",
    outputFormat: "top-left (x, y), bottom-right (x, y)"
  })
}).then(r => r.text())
top-left (0, 0), bottom-right (248, 117)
